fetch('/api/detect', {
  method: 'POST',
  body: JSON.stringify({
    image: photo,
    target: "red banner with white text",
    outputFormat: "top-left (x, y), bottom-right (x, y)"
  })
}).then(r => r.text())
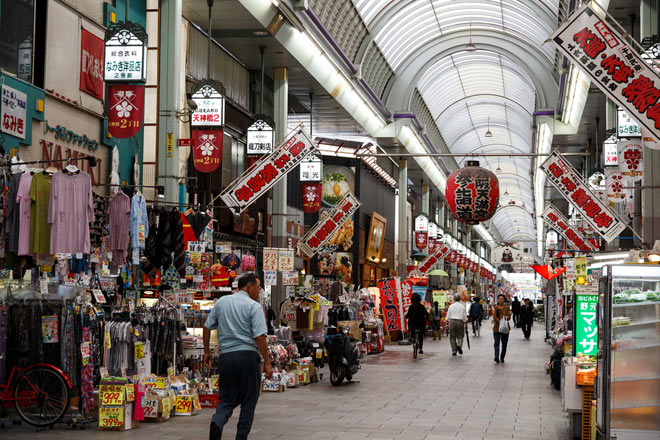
top-left (107, 85), bottom-right (144, 138)
top-left (192, 129), bottom-right (223, 173)
top-left (80, 29), bottom-right (104, 100)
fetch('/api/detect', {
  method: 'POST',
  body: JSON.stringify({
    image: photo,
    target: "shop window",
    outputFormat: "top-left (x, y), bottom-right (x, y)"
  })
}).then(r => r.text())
top-left (0, 0), bottom-right (46, 86)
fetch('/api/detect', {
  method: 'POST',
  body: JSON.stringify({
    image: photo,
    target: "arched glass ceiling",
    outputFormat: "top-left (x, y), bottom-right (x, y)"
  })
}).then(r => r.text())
top-left (351, 0), bottom-right (560, 244)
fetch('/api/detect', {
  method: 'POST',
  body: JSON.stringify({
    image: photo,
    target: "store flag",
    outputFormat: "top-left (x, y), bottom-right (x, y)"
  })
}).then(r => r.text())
top-left (80, 29), bottom-right (104, 100)
top-left (541, 151), bottom-right (627, 243)
top-left (301, 183), bottom-right (322, 213)
top-left (107, 84), bottom-right (144, 138)
top-left (220, 125), bottom-right (317, 213)
top-left (617, 140), bottom-right (643, 181)
top-left (377, 277), bottom-right (402, 332)
top-left (192, 129), bottom-right (223, 173)
top-left (531, 265), bottom-right (566, 281)
top-left (550, 4), bottom-right (660, 140)
top-left (605, 168), bottom-right (629, 203)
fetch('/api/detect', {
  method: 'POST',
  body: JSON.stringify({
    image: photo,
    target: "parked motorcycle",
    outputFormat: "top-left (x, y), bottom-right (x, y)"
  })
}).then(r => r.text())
top-left (324, 325), bottom-right (359, 386)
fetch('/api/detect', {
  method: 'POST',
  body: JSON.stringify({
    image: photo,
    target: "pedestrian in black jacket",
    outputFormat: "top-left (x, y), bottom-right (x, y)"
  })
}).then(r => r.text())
top-left (511, 296), bottom-right (521, 326)
top-left (520, 298), bottom-right (534, 339)
top-left (406, 293), bottom-right (429, 354)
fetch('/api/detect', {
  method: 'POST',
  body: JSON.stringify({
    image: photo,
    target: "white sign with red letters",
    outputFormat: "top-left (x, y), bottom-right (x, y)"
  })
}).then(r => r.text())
top-left (1, 85), bottom-right (27, 139)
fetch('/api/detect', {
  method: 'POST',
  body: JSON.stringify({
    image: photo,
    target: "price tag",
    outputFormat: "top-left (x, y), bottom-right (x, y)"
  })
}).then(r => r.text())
top-left (39, 279), bottom-right (49, 295)
top-left (211, 375), bottom-right (219, 391)
top-left (143, 376), bottom-right (157, 389)
top-left (100, 384), bottom-right (124, 406)
top-left (81, 342), bottom-right (91, 366)
top-left (190, 253), bottom-right (201, 264)
top-left (99, 406), bottom-right (124, 427)
top-left (143, 399), bottom-right (158, 418)
top-left (125, 383), bottom-right (135, 402)
top-left (162, 397), bottom-right (171, 415)
top-left (192, 394), bottom-right (201, 412)
top-left (175, 395), bottom-right (192, 414)
top-left (93, 289), bottom-right (106, 304)
top-left (155, 377), bottom-right (167, 389)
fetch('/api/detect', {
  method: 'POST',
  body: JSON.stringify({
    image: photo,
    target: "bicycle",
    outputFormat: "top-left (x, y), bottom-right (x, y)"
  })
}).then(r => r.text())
top-left (472, 317), bottom-right (481, 337)
top-left (0, 355), bottom-right (72, 427)
top-left (412, 329), bottom-right (422, 359)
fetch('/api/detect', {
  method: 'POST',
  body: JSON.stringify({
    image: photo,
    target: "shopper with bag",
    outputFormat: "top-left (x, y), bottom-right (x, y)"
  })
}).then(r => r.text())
top-left (447, 294), bottom-right (468, 356)
top-left (520, 298), bottom-right (534, 340)
top-left (493, 294), bottom-right (511, 363)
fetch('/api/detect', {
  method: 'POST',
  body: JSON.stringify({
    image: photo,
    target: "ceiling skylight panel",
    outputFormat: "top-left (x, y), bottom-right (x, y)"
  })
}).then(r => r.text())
top-left (351, 0), bottom-right (389, 26)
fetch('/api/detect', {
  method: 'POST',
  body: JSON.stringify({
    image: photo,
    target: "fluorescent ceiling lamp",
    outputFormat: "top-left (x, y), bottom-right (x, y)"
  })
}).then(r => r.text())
top-left (588, 260), bottom-right (626, 270)
top-left (590, 252), bottom-right (630, 261)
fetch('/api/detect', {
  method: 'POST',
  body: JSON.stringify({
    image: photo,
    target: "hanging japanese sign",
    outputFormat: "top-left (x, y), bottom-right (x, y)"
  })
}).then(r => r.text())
top-left (191, 129), bottom-right (223, 173)
top-left (542, 204), bottom-right (597, 253)
top-left (104, 22), bottom-right (147, 82)
top-left (301, 183), bottom-right (322, 213)
top-left (191, 81), bottom-right (225, 127)
top-left (416, 242), bottom-right (452, 275)
top-left (617, 107), bottom-right (641, 138)
top-left (80, 29), bottom-right (104, 100)
top-left (299, 153), bottom-right (322, 182)
top-left (297, 193), bottom-right (361, 257)
top-left (220, 126), bottom-right (317, 213)
top-left (1, 84), bottom-right (27, 140)
top-left (377, 277), bottom-right (402, 332)
top-left (541, 151), bottom-right (627, 243)
top-left (445, 161), bottom-right (499, 223)
top-left (605, 168), bottom-right (629, 202)
top-left (107, 85), bottom-right (144, 139)
top-left (263, 248), bottom-right (278, 271)
top-left (247, 119), bottom-right (273, 154)
top-left (278, 249), bottom-right (294, 272)
top-left (575, 292), bottom-right (599, 355)
top-left (603, 134), bottom-right (619, 165)
top-left (550, 4), bottom-right (660, 140)
top-left (414, 214), bottom-right (428, 251)
top-left (427, 222), bottom-right (438, 254)
top-left (400, 280), bottom-right (412, 332)
top-left (641, 127), bottom-right (660, 150)
top-left (617, 140), bottom-right (643, 181)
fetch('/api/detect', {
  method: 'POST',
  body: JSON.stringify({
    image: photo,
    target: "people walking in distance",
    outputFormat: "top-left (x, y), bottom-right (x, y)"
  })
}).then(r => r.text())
top-left (446, 294), bottom-right (467, 356)
top-left (493, 294), bottom-right (511, 364)
top-left (511, 296), bottom-right (521, 326)
top-left (469, 296), bottom-right (483, 336)
top-left (520, 298), bottom-right (534, 340)
top-left (431, 301), bottom-right (442, 340)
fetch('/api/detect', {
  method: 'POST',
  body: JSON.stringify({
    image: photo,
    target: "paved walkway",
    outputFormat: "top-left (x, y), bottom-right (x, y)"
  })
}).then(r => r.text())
top-left (3, 325), bottom-right (568, 439)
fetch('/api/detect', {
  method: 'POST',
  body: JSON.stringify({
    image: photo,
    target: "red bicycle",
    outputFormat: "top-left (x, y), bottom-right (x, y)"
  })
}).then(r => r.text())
top-left (0, 359), bottom-right (72, 427)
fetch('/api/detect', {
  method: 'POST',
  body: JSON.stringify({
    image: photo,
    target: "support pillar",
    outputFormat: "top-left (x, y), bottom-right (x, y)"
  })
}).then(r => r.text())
top-left (422, 183), bottom-right (430, 215)
top-left (451, 218), bottom-right (458, 288)
top-left (398, 160), bottom-right (408, 277)
top-left (641, 0), bottom-right (660, 245)
top-left (272, 67), bottom-right (288, 315)
top-left (157, 0), bottom-right (182, 203)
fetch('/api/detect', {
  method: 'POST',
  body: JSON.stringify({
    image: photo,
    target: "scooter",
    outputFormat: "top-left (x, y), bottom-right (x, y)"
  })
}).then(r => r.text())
top-left (324, 325), bottom-right (360, 386)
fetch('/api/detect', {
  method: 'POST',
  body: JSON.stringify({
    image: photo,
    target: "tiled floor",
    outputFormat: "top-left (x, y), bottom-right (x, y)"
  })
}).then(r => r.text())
top-left (3, 325), bottom-right (569, 439)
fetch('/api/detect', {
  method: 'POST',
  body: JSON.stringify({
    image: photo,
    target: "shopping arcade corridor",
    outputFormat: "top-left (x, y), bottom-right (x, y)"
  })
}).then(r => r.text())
top-left (6, 325), bottom-right (568, 440)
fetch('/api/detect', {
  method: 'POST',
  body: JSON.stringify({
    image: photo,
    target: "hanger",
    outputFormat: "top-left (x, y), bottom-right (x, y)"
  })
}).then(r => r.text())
top-left (45, 165), bottom-right (58, 175)
top-left (64, 158), bottom-right (79, 174)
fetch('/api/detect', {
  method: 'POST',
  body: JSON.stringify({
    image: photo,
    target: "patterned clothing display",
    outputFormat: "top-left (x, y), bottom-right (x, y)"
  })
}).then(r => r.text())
top-left (29, 172), bottom-right (53, 256)
top-left (90, 193), bottom-right (107, 249)
top-left (108, 192), bottom-right (131, 266)
top-left (169, 209), bottom-right (186, 277)
top-left (16, 173), bottom-right (33, 256)
top-left (130, 194), bottom-right (148, 249)
top-left (48, 171), bottom-right (94, 254)
top-left (80, 327), bottom-right (94, 416)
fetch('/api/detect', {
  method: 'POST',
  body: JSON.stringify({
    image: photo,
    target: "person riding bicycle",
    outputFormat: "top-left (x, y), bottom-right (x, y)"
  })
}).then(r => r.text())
top-left (469, 296), bottom-right (483, 336)
top-left (405, 293), bottom-right (429, 354)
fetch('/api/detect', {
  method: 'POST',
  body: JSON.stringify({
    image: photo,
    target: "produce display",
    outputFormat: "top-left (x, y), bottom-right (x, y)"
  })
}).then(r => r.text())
top-left (612, 316), bottom-right (631, 327)
top-left (613, 289), bottom-right (660, 304)
top-left (576, 353), bottom-right (597, 364)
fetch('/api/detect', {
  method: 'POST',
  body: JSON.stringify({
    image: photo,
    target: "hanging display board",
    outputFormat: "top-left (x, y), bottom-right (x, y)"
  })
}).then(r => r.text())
top-left (220, 126), bottom-right (317, 213)
top-left (247, 119), bottom-right (274, 154)
top-left (542, 204), bottom-right (597, 253)
top-left (416, 242), bottom-right (452, 275)
top-left (550, 4), bottom-right (660, 140)
top-left (104, 23), bottom-right (147, 82)
top-left (297, 193), bottom-right (361, 257)
top-left (541, 151), bottom-right (627, 243)
top-left (575, 292), bottom-right (599, 355)
top-left (377, 277), bottom-right (402, 332)
top-left (262, 248), bottom-right (278, 271)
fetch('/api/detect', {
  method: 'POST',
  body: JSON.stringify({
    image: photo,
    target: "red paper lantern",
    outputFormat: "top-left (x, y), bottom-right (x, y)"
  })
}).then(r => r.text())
top-left (445, 161), bottom-right (499, 224)
top-left (301, 183), bottom-right (322, 213)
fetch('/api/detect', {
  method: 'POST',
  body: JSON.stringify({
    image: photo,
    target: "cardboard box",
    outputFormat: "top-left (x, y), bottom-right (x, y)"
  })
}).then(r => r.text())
top-left (261, 380), bottom-right (284, 392)
top-left (142, 394), bottom-right (172, 423)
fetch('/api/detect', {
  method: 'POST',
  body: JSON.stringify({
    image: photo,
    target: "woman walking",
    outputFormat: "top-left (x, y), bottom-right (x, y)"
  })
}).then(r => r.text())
top-left (493, 294), bottom-right (511, 364)
top-left (431, 301), bottom-right (442, 340)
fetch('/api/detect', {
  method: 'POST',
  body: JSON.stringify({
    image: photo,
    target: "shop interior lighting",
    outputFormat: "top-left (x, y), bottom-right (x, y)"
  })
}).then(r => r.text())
top-left (648, 253), bottom-right (660, 263)
top-left (484, 116), bottom-right (493, 138)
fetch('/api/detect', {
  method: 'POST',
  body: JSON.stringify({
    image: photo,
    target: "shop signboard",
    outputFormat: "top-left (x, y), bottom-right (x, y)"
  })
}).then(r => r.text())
top-left (550, 4), bottom-right (660, 140)
top-left (617, 140), bottom-right (643, 181)
top-left (297, 193), bottom-right (361, 257)
top-left (1, 84), bottom-right (27, 139)
top-left (541, 151), bottom-right (627, 243)
top-left (616, 107), bottom-right (641, 138)
top-left (605, 168), bottom-right (629, 202)
top-left (414, 214), bottom-right (428, 251)
top-left (281, 271), bottom-right (298, 286)
top-left (603, 134), bottom-right (618, 166)
top-left (377, 277), bottom-right (402, 332)
top-left (246, 119), bottom-right (273, 154)
top-left (416, 242), bottom-right (451, 275)
top-left (575, 257), bottom-right (588, 285)
top-left (575, 292), bottom-right (599, 355)
top-left (80, 29), bottom-right (104, 100)
top-left (220, 126), bottom-right (317, 213)
top-left (191, 129), bottom-right (223, 173)
top-left (400, 280), bottom-right (412, 332)
top-left (542, 204), bottom-right (597, 253)
top-left (191, 83), bottom-right (225, 127)
top-left (263, 248), bottom-right (278, 271)
top-left (278, 249), bottom-right (294, 271)
top-left (299, 153), bottom-right (322, 182)
top-left (104, 23), bottom-right (147, 82)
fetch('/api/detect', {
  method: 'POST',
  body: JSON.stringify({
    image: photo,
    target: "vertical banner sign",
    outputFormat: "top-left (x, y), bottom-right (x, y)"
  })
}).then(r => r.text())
top-left (297, 193), bottom-right (361, 257)
top-left (220, 126), bottom-right (317, 213)
top-left (603, 136), bottom-right (619, 165)
top-left (605, 168), bottom-right (629, 202)
top-left (278, 249), bottom-right (294, 272)
top-left (1, 85), bottom-right (27, 139)
top-left (80, 29), bottom-right (104, 100)
top-left (550, 4), bottom-right (660, 140)
top-left (541, 151), bottom-right (627, 243)
top-left (414, 214), bottom-right (429, 251)
top-left (107, 85), bottom-right (145, 138)
top-left (377, 277), bottom-right (402, 332)
top-left (575, 256), bottom-right (588, 284)
top-left (301, 183), bottom-right (322, 213)
top-left (575, 293), bottom-right (599, 355)
top-left (262, 248), bottom-right (279, 272)
top-left (400, 280), bottom-right (412, 332)
top-left (617, 140), bottom-right (643, 181)
top-left (427, 222), bottom-right (438, 254)
top-left (191, 129), bottom-right (223, 173)
top-left (542, 204), bottom-right (597, 252)
top-left (416, 242), bottom-right (452, 274)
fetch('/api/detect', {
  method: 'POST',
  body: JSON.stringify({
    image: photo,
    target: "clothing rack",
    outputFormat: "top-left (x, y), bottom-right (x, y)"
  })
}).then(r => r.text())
top-left (0, 155), bottom-right (97, 168)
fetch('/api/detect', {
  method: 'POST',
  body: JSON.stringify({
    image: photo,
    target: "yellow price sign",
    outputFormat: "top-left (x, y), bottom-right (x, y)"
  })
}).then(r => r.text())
top-left (125, 383), bottom-right (135, 402)
top-left (99, 384), bottom-right (124, 406)
top-left (211, 375), bottom-right (219, 391)
top-left (175, 395), bottom-right (192, 414)
top-left (99, 406), bottom-right (124, 427)
top-left (134, 342), bottom-right (144, 359)
top-left (155, 377), bottom-right (167, 389)
top-left (162, 397), bottom-right (171, 415)
top-left (192, 394), bottom-right (201, 412)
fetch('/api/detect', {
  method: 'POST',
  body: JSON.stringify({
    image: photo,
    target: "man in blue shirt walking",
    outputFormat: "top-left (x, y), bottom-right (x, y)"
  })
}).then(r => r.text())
top-left (204, 273), bottom-right (273, 439)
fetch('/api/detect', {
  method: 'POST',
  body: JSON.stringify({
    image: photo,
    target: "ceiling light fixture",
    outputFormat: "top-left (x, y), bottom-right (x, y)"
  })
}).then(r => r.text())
top-left (485, 116), bottom-right (493, 138)
top-left (253, 31), bottom-right (269, 36)
top-left (496, 158), bottom-right (501, 173)
top-left (465, 22), bottom-right (477, 52)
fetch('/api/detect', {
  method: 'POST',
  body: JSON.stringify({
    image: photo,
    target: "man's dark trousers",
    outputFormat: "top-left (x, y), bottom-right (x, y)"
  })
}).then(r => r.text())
top-left (212, 351), bottom-right (261, 439)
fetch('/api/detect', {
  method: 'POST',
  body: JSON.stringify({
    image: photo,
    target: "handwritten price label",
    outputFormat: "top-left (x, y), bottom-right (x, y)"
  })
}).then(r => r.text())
top-left (99, 406), bottom-right (124, 427)
top-left (143, 376), bottom-right (157, 389)
top-left (125, 384), bottom-right (135, 402)
top-left (211, 375), bottom-right (219, 391)
top-left (175, 395), bottom-right (192, 414)
top-left (134, 342), bottom-right (144, 359)
top-left (155, 377), bottom-right (167, 389)
top-left (263, 248), bottom-right (278, 271)
top-left (192, 394), bottom-right (201, 412)
top-left (143, 399), bottom-right (158, 418)
top-left (99, 385), bottom-right (124, 406)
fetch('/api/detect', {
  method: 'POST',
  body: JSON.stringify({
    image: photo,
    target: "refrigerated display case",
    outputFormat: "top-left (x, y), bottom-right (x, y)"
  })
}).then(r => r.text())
top-left (596, 265), bottom-right (660, 440)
